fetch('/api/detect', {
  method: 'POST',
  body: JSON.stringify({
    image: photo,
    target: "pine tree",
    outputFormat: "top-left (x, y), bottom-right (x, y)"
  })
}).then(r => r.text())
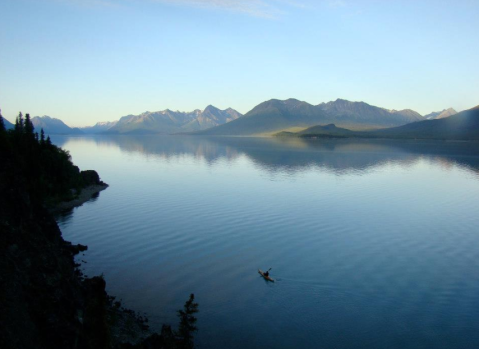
top-left (177, 294), bottom-right (199, 349)
top-left (25, 113), bottom-right (34, 137)
top-left (14, 112), bottom-right (24, 134)
top-left (40, 128), bottom-right (45, 145)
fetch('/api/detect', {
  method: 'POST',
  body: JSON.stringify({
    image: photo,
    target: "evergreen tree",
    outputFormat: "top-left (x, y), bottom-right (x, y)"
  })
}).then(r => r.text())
top-left (177, 294), bottom-right (199, 349)
top-left (23, 114), bottom-right (37, 148)
top-left (14, 112), bottom-right (24, 134)
top-left (25, 113), bottom-right (35, 137)
top-left (40, 128), bottom-right (45, 145)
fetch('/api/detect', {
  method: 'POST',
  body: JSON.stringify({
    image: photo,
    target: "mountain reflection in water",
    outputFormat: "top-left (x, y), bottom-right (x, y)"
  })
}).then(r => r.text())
top-left (54, 135), bottom-right (479, 177)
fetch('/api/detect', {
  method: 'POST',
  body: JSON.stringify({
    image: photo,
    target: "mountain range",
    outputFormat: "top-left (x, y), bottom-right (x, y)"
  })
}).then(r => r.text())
top-left (195, 98), bottom-right (426, 136)
top-left (370, 105), bottom-right (478, 139)
top-left (277, 105), bottom-right (479, 140)
top-left (106, 105), bottom-right (241, 134)
top-left (2, 99), bottom-right (466, 138)
top-left (24, 105), bottom-right (241, 135)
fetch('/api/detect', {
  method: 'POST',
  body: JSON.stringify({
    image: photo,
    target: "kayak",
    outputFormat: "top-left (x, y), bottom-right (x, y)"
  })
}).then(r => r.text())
top-left (258, 269), bottom-right (274, 282)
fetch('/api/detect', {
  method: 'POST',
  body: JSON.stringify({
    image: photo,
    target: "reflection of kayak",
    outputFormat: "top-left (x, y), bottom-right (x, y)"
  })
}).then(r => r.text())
top-left (258, 269), bottom-right (274, 282)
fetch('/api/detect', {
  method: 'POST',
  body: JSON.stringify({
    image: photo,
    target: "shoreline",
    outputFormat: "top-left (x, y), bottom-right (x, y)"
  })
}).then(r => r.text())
top-left (49, 183), bottom-right (109, 214)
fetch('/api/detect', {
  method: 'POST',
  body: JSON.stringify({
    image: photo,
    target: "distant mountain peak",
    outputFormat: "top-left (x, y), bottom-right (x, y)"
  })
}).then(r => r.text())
top-left (203, 105), bottom-right (220, 112)
top-left (33, 115), bottom-right (55, 121)
top-left (31, 115), bottom-right (83, 135)
top-left (334, 98), bottom-right (352, 103)
top-left (424, 108), bottom-right (457, 120)
top-left (285, 98), bottom-right (302, 103)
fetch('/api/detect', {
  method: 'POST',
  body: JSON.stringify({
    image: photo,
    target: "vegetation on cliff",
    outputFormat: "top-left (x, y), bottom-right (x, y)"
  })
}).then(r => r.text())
top-left (1, 111), bottom-right (86, 203)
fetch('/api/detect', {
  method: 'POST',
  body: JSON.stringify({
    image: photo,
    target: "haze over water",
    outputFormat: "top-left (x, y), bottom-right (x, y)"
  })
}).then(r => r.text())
top-left (53, 135), bottom-right (479, 349)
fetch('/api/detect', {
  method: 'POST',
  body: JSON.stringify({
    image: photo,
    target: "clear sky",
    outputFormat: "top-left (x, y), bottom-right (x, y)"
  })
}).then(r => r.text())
top-left (1, 0), bottom-right (478, 127)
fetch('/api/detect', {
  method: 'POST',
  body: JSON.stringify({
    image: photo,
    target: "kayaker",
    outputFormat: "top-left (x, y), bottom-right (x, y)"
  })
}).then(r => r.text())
top-left (264, 270), bottom-right (270, 277)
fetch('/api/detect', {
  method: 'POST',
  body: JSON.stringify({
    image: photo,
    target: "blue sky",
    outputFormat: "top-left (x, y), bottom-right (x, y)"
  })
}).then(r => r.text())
top-left (1, 0), bottom-right (478, 126)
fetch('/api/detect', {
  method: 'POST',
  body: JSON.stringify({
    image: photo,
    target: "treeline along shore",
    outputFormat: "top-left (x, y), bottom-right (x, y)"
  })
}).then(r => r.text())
top-left (0, 113), bottom-right (198, 349)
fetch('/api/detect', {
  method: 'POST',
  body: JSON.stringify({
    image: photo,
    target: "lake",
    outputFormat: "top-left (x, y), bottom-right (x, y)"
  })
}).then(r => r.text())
top-left (52, 135), bottom-right (479, 349)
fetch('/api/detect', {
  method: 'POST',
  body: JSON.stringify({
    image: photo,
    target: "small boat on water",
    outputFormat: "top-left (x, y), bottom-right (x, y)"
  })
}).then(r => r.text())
top-left (258, 269), bottom-right (274, 282)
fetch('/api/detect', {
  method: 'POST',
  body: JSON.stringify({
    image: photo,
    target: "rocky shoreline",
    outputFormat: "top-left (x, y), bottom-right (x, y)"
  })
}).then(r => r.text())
top-left (49, 183), bottom-right (109, 214)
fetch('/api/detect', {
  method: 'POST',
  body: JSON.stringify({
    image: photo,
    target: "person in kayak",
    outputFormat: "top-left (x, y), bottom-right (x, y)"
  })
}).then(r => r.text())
top-left (264, 268), bottom-right (271, 277)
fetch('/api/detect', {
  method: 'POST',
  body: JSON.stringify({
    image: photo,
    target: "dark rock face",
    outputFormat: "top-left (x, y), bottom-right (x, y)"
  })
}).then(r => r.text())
top-left (0, 152), bottom-right (113, 349)
top-left (81, 170), bottom-right (103, 186)
top-left (0, 152), bottom-right (88, 348)
top-left (83, 277), bottom-right (110, 349)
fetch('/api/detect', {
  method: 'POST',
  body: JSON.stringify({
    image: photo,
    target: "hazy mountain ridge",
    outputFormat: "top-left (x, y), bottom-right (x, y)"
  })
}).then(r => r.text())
top-left (369, 105), bottom-right (478, 139)
top-left (275, 105), bottom-right (479, 140)
top-left (195, 98), bottom-right (330, 136)
top-left (107, 106), bottom-right (242, 134)
top-left (80, 121), bottom-right (118, 134)
top-left (3, 117), bottom-right (14, 130)
top-left (196, 98), bottom-right (426, 136)
top-left (318, 99), bottom-right (422, 124)
top-left (22, 105), bottom-right (241, 135)
top-left (6, 100), bottom-right (460, 136)
top-left (423, 108), bottom-right (457, 120)
top-left (32, 116), bottom-right (83, 135)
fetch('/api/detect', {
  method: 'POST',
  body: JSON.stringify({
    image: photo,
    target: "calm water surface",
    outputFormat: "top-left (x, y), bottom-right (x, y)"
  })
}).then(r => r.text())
top-left (52, 135), bottom-right (479, 349)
